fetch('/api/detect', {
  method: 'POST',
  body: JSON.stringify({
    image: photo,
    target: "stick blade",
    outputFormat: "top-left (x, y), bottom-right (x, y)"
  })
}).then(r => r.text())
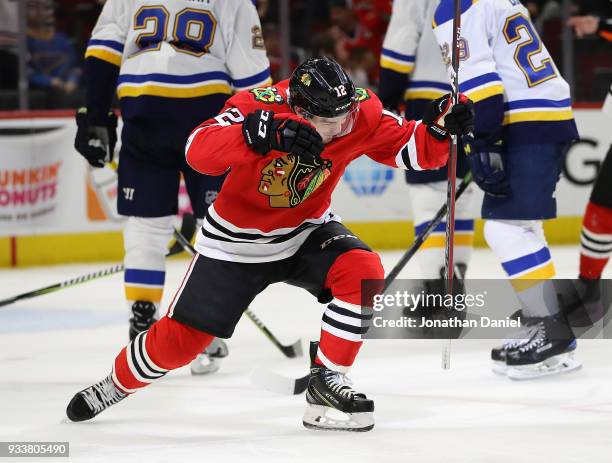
top-left (442, 341), bottom-right (452, 370)
top-left (0, 296), bottom-right (19, 308)
top-left (280, 339), bottom-right (303, 358)
top-left (250, 367), bottom-right (309, 395)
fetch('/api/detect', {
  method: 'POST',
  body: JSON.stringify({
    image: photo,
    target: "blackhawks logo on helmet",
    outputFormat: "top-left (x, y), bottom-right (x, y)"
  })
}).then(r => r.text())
top-left (258, 154), bottom-right (332, 208)
top-left (250, 87), bottom-right (285, 104)
top-left (355, 87), bottom-right (370, 102)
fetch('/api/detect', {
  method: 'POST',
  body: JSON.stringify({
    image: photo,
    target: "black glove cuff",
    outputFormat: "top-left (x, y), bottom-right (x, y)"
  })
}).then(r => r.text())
top-left (427, 124), bottom-right (449, 141)
top-left (242, 110), bottom-right (274, 155)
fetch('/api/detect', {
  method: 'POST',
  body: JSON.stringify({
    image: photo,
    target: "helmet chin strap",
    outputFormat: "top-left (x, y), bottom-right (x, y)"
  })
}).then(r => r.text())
top-left (294, 107), bottom-right (314, 120)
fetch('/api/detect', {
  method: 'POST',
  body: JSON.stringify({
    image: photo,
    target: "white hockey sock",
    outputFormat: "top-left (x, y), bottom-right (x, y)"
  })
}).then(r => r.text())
top-left (484, 220), bottom-right (560, 318)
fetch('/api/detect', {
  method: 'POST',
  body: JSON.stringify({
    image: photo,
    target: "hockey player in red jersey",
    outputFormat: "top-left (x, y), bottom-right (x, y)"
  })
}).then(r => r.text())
top-left (66, 57), bottom-right (474, 431)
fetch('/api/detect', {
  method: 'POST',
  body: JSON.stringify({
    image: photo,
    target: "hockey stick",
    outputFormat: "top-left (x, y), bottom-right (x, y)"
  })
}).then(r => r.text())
top-left (0, 213), bottom-right (198, 308)
top-left (383, 172), bottom-right (472, 292)
top-left (252, 174), bottom-right (473, 395)
top-left (171, 229), bottom-right (303, 359)
top-left (441, 0), bottom-right (463, 370)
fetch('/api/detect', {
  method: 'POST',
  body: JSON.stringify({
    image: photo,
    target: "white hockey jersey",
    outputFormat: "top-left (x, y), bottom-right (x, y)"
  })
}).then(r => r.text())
top-left (432, 0), bottom-right (578, 143)
top-left (85, 0), bottom-right (271, 118)
top-left (381, 0), bottom-right (451, 117)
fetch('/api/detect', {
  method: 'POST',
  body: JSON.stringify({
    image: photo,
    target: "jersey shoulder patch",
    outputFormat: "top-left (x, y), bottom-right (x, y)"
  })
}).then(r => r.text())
top-left (355, 87), bottom-right (371, 103)
top-left (354, 88), bottom-right (383, 136)
top-left (249, 86), bottom-right (286, 105)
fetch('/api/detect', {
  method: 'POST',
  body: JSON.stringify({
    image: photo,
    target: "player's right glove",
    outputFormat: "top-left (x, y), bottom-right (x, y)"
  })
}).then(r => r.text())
top-left (242, 109), bottom-right (324, 163)
top-left (423, 93), bottom-right (474, 141)
top-left (74, 107), bottom-right (118, 168)
top-left (464, 135), bottom-right (511, 198)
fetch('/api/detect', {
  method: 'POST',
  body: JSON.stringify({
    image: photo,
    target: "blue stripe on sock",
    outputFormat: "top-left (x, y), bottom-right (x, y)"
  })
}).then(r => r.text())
top-left (415, 219), bottom-right (474, 236)
top-left (501, 247), bottom-right (552, 276)
top-left (124, 269), bottom-right (165, 286)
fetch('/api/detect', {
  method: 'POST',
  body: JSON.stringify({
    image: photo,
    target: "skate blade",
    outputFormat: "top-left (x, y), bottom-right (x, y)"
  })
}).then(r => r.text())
top-left (506, 353), bottom-right (582, 381)
top-left (302, 404), bottom-right (374, 432)
top-left (491, 360), bottom-right (508, 376)
top-left (190, 354), bottom-right (222, 375)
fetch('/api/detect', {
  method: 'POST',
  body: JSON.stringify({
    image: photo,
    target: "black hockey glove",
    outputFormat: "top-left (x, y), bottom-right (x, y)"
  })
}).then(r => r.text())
top-left (74, 107), bottom-right (118, 168)
top-left (423, 93), bottom-right (475, 141)
top-left (242, 110), bottom-right (324, 163)
top-left (464, 135), bottom-right (511, 198)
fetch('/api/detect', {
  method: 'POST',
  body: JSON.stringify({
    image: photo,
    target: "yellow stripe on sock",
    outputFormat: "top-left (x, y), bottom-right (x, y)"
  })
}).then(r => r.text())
top-left (510, 262), bottom-right (556, 292)
top-left (421, 234), bottom-right (474, 249)
top-left (125, 286), bottom-right (163, 303)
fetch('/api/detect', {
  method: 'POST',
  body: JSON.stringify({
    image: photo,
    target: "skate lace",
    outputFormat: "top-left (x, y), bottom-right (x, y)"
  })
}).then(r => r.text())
top-left (131, 302), bottom-right (156, 330)
top-left (516, 322), bottom-right (546, 353)
top-left (81, 376), bottom-right (126, 413)
top-left (323, 370), bottom-right (358, 399)
top-left (501, 322), bottom-right (540, 349)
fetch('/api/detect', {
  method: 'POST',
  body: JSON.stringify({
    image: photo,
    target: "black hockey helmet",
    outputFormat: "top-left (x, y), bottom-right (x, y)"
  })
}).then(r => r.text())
top-left (289, 57), bottom-right (357, 118)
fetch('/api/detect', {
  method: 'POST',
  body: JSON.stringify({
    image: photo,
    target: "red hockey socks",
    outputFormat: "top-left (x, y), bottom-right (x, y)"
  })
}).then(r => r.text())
top-left (112, 316), bottom-right (214, 393)
top-left (316, 249), bottom-right (384, 372)
top-left (580, 201), bottom-right (612, 280)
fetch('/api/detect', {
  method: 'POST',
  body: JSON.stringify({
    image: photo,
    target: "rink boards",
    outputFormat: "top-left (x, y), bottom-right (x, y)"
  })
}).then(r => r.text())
top-left (0, 107), bottom-right (609, 266)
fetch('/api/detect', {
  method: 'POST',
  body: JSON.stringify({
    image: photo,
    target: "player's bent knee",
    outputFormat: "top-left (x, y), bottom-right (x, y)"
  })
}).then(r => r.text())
top-left (333, 249), bottom-right (384, 280)
top-left (326, 250), bottom-right (384, 306)
top-left (145, 316), bottom-right (215, 370)
top-left (353, 250), bottom-right (385, 281)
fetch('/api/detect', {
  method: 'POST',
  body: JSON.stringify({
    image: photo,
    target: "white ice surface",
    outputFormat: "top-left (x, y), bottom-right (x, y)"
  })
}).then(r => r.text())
top-left (1, 246), bottom-right (611, 463)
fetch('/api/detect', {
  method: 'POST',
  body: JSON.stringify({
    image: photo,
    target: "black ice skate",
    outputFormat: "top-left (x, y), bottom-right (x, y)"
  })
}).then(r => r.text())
top-left (129, 300), bottom-right (158, 341)
top-left (491, 311), bottom-right (541, 375)
top-left (504, 314), bottom-right (582, 380)
top-left (66, 373), bottom-right (126, 422)
top-left (303, 342), bottom-right (374, 432)
top-left (190, 338), bottom-right (229, 375)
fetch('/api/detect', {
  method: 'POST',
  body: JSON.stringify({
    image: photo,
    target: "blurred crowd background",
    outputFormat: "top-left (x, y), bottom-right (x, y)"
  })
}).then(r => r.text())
top-left (0, 0), bottom-right (610, 111)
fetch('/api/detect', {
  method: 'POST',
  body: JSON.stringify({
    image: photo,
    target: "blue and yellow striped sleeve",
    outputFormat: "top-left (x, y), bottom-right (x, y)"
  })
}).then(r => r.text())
top-left (85, 39), bottom-right (124, 67)
top-left (460, 73), bottom-right (505, 140)
top-left (380, 48), bottom-right (415, 74)
top-left (232, 68), bottom-right (272, 92)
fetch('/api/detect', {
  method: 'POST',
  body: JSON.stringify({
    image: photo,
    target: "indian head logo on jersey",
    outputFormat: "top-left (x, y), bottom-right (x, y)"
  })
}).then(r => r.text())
top-left (258, 154), bottom-right (332, 208)
top-left (250, 87), bottom-right (285, 105)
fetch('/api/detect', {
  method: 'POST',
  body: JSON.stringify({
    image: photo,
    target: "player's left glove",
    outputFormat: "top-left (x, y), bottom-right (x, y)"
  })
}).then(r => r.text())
top-left (464, 136), bottom-right (511, 198)
top-left (74, 107), bottom-right (118, 168)
top-left (423, 93), bottom-right (474, 141)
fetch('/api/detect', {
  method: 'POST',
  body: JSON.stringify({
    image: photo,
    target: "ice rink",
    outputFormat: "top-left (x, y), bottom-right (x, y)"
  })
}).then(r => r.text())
top-left (1, 246), bottom-right (611, 463)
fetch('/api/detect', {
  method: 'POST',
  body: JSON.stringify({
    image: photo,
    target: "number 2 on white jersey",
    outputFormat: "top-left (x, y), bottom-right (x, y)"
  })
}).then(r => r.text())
top-left (503, 13), bottom-right (557, 87)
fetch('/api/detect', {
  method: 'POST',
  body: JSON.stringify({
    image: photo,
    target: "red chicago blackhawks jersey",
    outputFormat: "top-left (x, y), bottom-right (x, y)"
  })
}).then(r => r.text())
top-left (185, 80), bottom-right (449, 262)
